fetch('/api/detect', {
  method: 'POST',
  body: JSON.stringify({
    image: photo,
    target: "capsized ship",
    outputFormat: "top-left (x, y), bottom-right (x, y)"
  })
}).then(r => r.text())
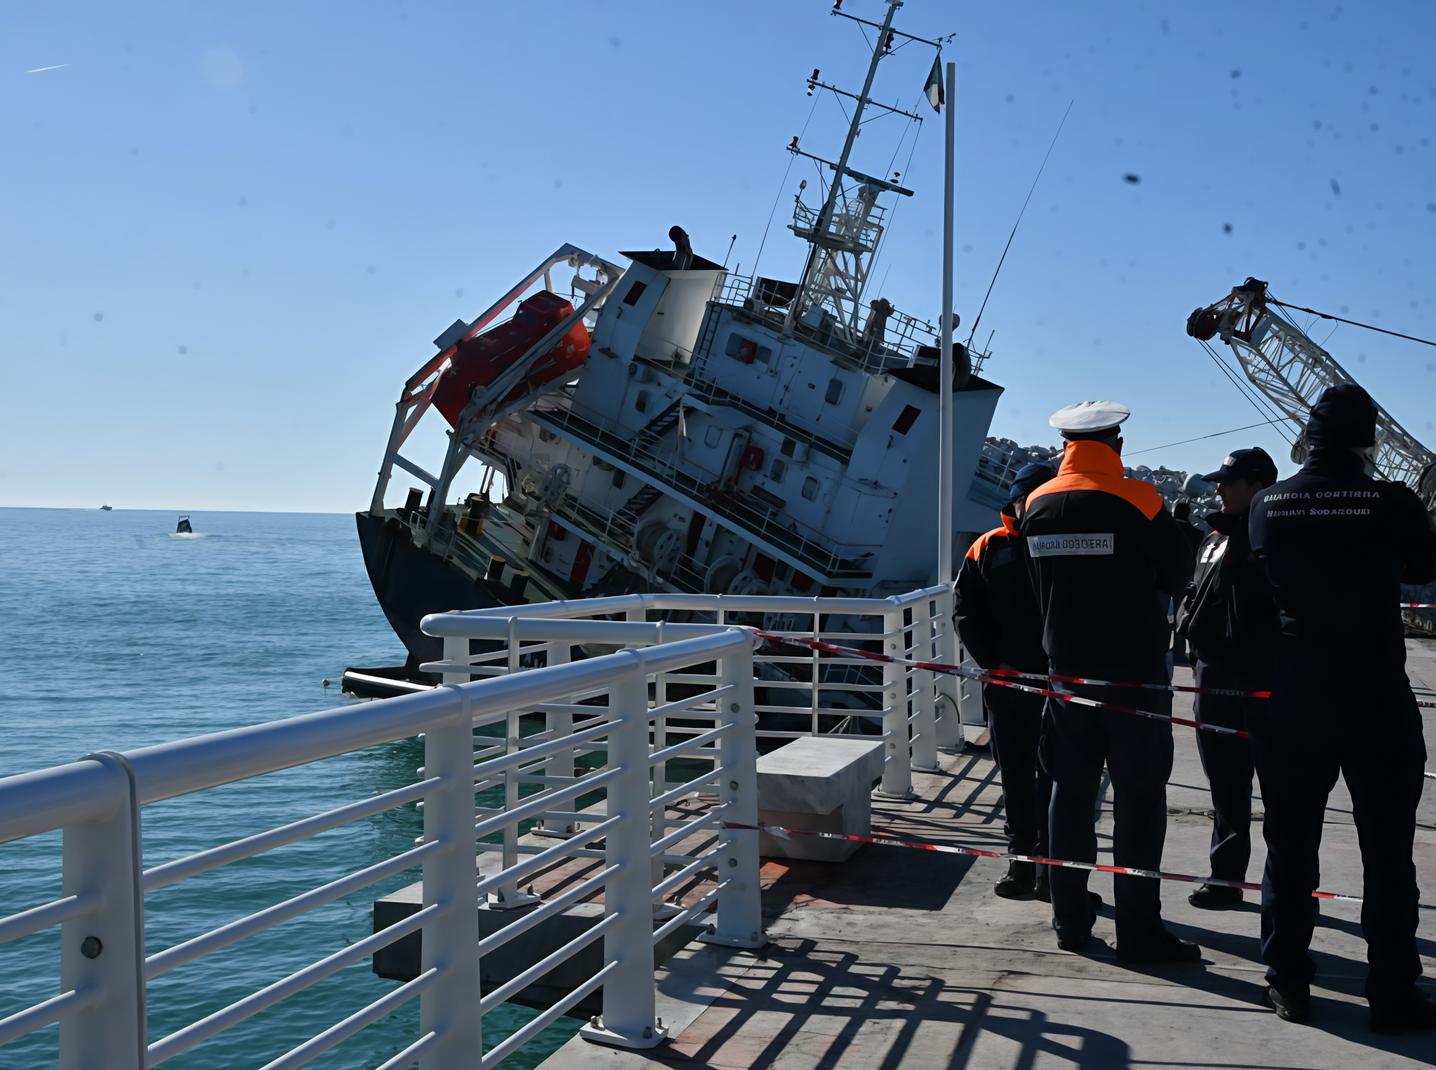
top-left (355, 3), bottom-right (1021, 673)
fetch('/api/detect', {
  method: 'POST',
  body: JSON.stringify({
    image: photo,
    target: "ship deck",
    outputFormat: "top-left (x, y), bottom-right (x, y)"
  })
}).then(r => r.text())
top-left (540, 639), bottom-right (1436, 1070)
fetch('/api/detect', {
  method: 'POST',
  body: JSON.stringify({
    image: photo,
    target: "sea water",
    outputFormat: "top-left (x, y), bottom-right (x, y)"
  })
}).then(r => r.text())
top-left (0, 508), bottom-right (578, 1068)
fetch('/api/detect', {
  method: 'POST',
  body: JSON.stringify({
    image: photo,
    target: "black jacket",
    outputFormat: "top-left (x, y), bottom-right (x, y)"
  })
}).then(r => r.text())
top-left (1020, 440), bottom-right (1193, 681)
top-left (1249, 448), bottom-right (1436, 675)
top-left (1174, 509), bottom-right (1276, 683)
top-left (955, 513), bottom-right (1047, 672)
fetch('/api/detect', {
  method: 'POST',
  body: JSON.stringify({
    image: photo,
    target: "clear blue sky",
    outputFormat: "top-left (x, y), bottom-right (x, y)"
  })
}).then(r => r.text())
top-left (4, 0), bottom-right (1435, 511)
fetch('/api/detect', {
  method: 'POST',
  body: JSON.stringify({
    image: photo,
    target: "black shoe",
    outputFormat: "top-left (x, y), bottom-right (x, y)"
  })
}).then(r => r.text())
top-left (995, 861), bottom-right (1036, 899)
top-left (1116, 932), bottom-right (1202, 964)
top-left (1188, 883), bottom-right (1244, 910)
top-left (1266, 982), bottom-right (1311, 1023)
top-left (1370, 992), bottom-right (1436, 1034)
top-left (1054, 924), bottom-right (1092, 952)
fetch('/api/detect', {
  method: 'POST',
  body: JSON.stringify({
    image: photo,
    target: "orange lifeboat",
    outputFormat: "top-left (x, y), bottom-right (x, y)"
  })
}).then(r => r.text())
top-left (434, 290), bottom-right (591, 426)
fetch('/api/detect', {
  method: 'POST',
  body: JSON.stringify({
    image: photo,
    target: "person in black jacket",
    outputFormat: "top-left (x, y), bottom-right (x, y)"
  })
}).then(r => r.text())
top-left (1174, 447), bottom-right (1279, 909)
top-left (1250, 384), bottom-right (1436, 1031)
top-left (1021, 401), bottom-right (1198, 962)
top-left (956, 461), bottom-right (1055, 899)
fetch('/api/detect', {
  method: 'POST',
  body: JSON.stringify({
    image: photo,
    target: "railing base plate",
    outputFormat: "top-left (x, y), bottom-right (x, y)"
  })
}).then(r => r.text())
top-left (579, 1019), bottom-right (668, 1050)
top-left (699, 929), bottom-right (767, 950)
top-left (483, 890), bottom-right (542, 911)
top-left (872, 788), bottom-right (917, 802)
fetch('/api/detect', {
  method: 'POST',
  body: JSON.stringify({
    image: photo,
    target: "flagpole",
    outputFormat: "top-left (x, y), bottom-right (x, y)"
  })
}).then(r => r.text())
top-left (938, 59), bottom-right (955, 586)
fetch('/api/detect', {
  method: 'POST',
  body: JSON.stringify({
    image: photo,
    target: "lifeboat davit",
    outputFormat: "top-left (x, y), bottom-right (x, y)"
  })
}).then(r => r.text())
top-left (433, 290), bottom-right (591, 426)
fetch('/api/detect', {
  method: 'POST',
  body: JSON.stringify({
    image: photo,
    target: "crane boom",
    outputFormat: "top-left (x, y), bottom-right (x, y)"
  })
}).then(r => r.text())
top-left (1188, 277), bottom-right (1436, 509)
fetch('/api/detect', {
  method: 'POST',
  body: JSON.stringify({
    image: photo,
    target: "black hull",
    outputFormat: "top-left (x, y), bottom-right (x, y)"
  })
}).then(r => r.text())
top-left (355, 512), bottom-right (512, 669)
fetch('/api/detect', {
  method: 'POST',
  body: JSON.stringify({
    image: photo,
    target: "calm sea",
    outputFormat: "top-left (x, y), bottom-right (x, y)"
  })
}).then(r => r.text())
top-left (0, 507), bottom-right (578, 1068)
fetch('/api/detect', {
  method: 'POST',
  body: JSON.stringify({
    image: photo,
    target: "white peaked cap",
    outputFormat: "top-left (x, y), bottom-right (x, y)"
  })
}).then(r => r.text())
top-left (1048, 400), bottom-right (1132, 435)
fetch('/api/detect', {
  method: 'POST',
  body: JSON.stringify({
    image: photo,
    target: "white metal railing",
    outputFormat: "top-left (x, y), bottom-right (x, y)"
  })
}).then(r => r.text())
top-left (420, 585), bottom-right (968, 802)
top-left (0, 628), bottom-right (763, 1068)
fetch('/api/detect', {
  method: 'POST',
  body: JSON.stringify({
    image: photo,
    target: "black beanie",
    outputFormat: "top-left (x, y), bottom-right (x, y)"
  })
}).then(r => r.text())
top-left (1306, 383), bottom-right (1376, 449)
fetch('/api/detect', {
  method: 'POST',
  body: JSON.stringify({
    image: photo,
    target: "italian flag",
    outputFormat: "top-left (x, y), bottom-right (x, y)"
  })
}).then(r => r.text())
top-left (925, 55), bottom-right (944, 112)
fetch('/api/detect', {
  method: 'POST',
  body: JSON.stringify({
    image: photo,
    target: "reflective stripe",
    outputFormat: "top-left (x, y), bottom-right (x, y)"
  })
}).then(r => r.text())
top-left (1027, 533), bottom-right (1115, 557)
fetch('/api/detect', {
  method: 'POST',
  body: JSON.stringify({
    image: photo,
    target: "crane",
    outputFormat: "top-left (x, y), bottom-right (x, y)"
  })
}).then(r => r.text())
top-left (1187, 277), bottom-right (1436, 510)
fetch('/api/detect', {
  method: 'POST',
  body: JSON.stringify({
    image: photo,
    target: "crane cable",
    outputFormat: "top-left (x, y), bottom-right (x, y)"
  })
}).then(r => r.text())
top-left (1197, 338), bottom-right (1299, 446)
top-left (1125, 418), bottom-right (1288, 458)
top-left (964, 100), bottom-right (1074, 349)
top-left (1265, 298), bottom-right (1436, 350)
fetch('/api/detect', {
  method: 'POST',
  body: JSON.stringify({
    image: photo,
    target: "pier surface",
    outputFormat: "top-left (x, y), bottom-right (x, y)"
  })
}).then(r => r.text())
top-left (541, 640), bottom-right (1436, 1069)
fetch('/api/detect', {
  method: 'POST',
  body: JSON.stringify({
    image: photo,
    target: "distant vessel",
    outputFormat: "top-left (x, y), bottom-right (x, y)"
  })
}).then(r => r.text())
top-left (100, 504), bottom-right (113, 511)
top-left (355, 4), bottom-right (1016, 672)
top-left (176, 515), bottom-right (193, 534)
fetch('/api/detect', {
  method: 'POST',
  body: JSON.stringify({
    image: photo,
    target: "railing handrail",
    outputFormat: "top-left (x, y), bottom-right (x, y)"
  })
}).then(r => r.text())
top-left (0, 631), bottom-right (757, 810)
top-left (432, 584), bottom-right (953, 623)
top-left (0, 760), bottom-right (123, 845)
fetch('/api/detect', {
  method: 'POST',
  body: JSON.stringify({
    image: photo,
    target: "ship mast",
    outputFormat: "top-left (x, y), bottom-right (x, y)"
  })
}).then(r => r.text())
top-left (783, 0), bottom-right (941, 340)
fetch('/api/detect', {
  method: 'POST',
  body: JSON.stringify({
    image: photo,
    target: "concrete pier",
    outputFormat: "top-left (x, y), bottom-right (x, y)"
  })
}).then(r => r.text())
top-left (540, 639), bottom-right (1436, 1069)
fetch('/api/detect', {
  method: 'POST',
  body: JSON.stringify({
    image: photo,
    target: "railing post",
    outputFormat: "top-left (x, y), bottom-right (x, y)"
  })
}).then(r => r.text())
top-left (876, 606), bottom-right (914, 798)
top-left (956, 639), bottom-right (985, 729)
top-left (934, 585), bottom-right (964, 751)
top-left (61, 754), bottom-right (145, 1070)
top-left (704, 635), bottom-right (765, 949)
top-left (581, 658), bottom-right (665, 1050)
top-left (490, 617), bottom-right (537, 907)
top-left (624, 608), bottom-right (667, 894)
top-left (910, 602), bottom-right (940, 773)
top-left (537, 639), bottom-right (576, 838)
top-left (420, 690), bottom-right (483, 1068)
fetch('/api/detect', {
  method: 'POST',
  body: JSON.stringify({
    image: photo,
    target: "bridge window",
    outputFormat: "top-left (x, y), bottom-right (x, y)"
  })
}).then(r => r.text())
top-left (825, 378), bottom-right (845, 405)
top-left (724, 332), bottom-right (772, 365)
top-left (892, 404), bottom-right (921, 435)
top-left (769, 458), bottom-right (787, 482)
top-left (801, 476), bottom-right (820, 500)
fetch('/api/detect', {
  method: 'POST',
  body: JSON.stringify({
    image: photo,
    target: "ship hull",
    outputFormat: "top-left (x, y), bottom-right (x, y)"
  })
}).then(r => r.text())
top-left (356, 511), bottom-right (511, 669)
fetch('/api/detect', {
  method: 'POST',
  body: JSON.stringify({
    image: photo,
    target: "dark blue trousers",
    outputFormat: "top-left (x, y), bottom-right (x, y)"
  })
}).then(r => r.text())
top-left (1042, 681), bottom-right (1174, 950)
top-left (1251, 676), bottom-right (1426, 1007)
top-left (1193, 660), bottom-right (1260, 881)
top-left (985, 683), bottom-right (1050, 857)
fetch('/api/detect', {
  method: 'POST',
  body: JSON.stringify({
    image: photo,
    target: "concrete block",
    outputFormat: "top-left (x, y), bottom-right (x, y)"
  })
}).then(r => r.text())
top-left (756, 737), bottom-right (885, 862)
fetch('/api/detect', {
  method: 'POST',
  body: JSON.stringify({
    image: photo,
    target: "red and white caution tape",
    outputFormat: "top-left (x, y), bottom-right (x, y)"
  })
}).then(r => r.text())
top-left (754, 630), bottom-right (1248, 737)
top-left (963, 668), bottom-right (1249, 738)
top-left (753, 630), bottom-right (1436, 711)
top-left (986, 666), bottom-right (1267, 699)
top-left (1401, 603), bottom-right (1436, 609)
top-left (755, 631), bottom-right (1436, 778)
top-left (726, 821), bottom-right (1364, 904)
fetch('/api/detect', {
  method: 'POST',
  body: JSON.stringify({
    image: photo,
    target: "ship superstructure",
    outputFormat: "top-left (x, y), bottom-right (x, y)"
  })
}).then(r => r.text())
top-left (356, 1), bottom-right (1019, 667)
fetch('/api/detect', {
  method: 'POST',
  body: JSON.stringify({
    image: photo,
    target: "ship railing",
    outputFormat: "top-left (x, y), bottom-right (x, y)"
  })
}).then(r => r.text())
top-left (530, 401), bottom-right (882, 580)
top-left (711, 272), bottom-right (941, 374)
top-left (422, 584), bottom-right (969, 821)
top-left (974, 441), bottom-right (1024, 490)
top-left (0, 628), bottom-right (763, 1067)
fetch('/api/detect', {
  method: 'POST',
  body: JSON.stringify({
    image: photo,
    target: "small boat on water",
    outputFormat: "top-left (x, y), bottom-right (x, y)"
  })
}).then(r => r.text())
top-left (175, 515), bottom-right (193, 534)
top-left (99, 504), bottom-right (112, 511)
